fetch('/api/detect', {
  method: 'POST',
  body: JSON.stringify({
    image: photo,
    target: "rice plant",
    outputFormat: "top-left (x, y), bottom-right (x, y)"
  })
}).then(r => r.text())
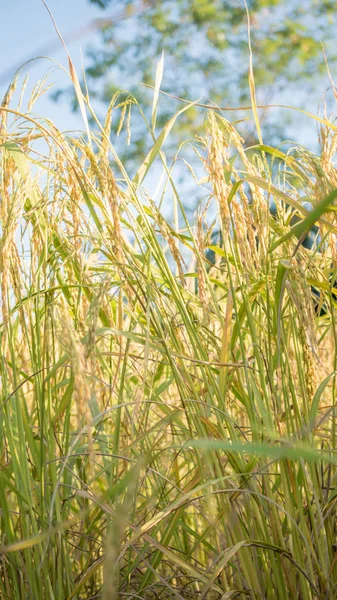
top-left (1, 68), bottom-right (337, 599)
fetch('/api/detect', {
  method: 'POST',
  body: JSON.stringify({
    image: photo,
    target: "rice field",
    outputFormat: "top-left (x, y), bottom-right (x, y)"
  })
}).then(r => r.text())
top-left (1, 68), bottom-right (337, 599)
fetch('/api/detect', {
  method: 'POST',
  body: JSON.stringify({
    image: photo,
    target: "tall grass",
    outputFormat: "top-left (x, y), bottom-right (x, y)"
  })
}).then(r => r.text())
top-left (1, 72), bottom-right (337, 599)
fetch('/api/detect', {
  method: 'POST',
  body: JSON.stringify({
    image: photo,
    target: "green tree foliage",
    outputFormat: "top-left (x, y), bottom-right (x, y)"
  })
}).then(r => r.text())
top-left (58, 0), bottom-right (337, 154)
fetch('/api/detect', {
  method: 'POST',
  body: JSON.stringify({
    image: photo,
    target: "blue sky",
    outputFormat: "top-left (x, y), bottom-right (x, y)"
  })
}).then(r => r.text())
top-left (1, 1), bottom-right (336, 225)
top-left (0, 0), bottom-right (103, 130)
top-left (0, 1), bottom-right (333, 149)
